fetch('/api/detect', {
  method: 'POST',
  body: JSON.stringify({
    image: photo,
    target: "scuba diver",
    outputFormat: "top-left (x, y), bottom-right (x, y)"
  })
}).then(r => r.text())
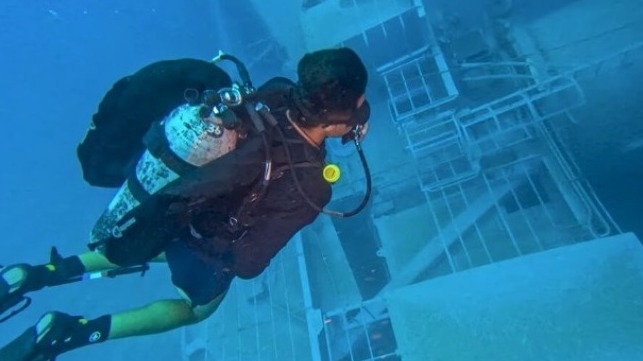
top-left (0, 47), bottom-right (371, 360)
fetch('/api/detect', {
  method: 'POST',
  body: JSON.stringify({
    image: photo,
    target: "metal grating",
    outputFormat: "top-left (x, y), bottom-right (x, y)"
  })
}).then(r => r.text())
top-left (320, 299), bottom-right (400, 361)
top-left (187, 9), bottom-right (643, 361)
top-left (400, 73), bottom-right (586, 194)
top-left (180, 43), bottom-right (641, 361)
top-left (404, 110), bottom-right (480, 192)
top-left (324, 66), bottom-right (620, 360)
top-left (181, 237), bottom-right (320, 361)
top-left (381, 49), bottom-right (458, 122)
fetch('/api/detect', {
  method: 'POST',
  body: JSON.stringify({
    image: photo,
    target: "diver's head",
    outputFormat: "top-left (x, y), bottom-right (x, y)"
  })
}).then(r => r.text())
top-left (291, 47), bottom-right (369, 134)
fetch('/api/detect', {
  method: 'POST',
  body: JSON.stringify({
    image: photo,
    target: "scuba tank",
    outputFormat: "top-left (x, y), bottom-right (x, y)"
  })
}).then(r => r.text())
top-left (77, 59), bottom-right (234, 188)
top-left (89, 102), bottom-right (240, 245)
top-left (88, 52), bottom-right (374, 252)
top-left (85, 54), bottom-right (263, 251)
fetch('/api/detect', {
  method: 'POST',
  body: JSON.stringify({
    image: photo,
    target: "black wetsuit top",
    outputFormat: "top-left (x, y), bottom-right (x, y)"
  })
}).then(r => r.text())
top-left (161, 77), bottom-right (332, 304)
top-left (86, 60), bottom-right (331, 304)
top-left (165, 77), bottom-right (332, 279)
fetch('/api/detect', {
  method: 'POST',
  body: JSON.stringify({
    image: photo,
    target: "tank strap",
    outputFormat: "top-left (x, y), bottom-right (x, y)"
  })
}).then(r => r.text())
top-left (270, 141), bottom-right (323, 167)
top-left (144, 121), bottom-right (199, 177)
top-left (126, 173), bottom-right (151, 203)
top-left (270, 162), bottom-right (321, 180)
top-left (226, 102), bottom-right (275, 232)
top-left (122, 121), bottom-right (204, 203)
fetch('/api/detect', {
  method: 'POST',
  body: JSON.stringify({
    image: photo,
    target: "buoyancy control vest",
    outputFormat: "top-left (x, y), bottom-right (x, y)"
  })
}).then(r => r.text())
top-left (80, 54), bottom-right (373, 259)
top-left (82, 56), bottom-right (316, 253)
top-left (88, 102), bottom-right (243, 245)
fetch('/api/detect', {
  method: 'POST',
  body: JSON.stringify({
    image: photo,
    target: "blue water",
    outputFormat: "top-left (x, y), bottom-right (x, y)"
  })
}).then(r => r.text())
top-left (1, 0), bottom-right (642, 360)
top-left (0, 1), bottom-right (228, 360)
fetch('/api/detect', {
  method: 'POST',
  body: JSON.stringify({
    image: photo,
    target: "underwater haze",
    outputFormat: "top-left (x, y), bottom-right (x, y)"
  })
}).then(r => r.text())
top-left (1, 0), bottom-right (643, 360)
top-left (0, 1), bottom-right (238, 360)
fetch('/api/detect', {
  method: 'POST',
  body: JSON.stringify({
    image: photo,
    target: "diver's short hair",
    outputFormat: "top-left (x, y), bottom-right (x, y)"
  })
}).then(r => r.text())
top-left (296, 47), bottom-right (368, 116)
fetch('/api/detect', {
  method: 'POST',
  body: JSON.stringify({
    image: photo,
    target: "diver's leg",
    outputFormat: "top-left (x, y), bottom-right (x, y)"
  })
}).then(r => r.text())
top-left (109, 291), bottom-right (224, 338)
top-left (1, 251), bottom-right (105, 301)
top-left (107, 239), bottom-right (232, 339)
top-left (0, 249), bottom-right (167, 322)
top-left (76, 251), bottom-right (118, 272)
top-left (1, 237), bottom-right (233, 360)
top-left (0, 292), bottom-right (225, 361)
top-left (1, 249), bottom-right (87, 318)
top-left (79, 248), bottom-right (168, 271)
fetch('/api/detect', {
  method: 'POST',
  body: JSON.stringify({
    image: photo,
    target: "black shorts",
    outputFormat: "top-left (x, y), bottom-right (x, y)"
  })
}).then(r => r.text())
top-left (164, 239), bottom-right (235, 306)
top-left (92, 210), bottom-right (234, 306)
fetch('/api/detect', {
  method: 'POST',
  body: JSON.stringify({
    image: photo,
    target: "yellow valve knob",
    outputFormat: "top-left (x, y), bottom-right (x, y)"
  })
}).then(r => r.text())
top-left (323, 164), bottom-right (341, 183)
